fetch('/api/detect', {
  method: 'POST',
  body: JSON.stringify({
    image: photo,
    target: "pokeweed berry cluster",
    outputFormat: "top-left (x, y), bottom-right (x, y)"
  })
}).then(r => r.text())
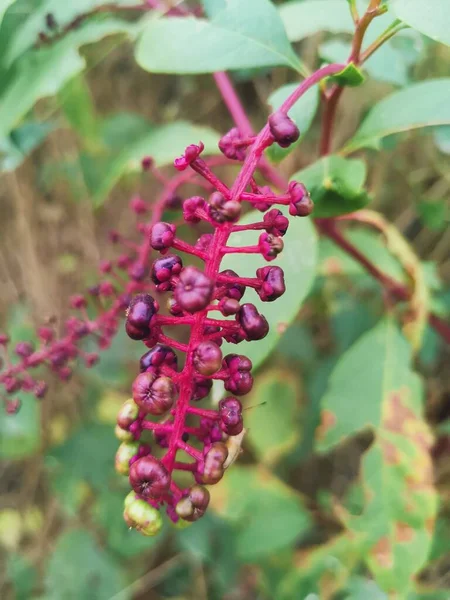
top-left (116, 111), bottom-right (314, 535)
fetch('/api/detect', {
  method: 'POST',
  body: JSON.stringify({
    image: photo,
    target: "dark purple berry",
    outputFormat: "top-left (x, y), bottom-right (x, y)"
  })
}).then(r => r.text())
top-left (174, 266), bottom-right (213, 314)
top-left (218, 269), bottom-right (245, 301)
top-left (176, 485), bottom-right (210, 522)
top-left (197, 442), bottom-right (228, 485)
top-left (219, 397), bottom-right (243, 436)
top-left (192, 377), bottom-right (213, 401)
top-left (129, 455), bottom-right (170, 499)
top-left (125, 294), bottom-right (158, 341)
top-left (223, 354), bottom-right (253, 396)
top-left (150, 222), bottom-right (176, 251)
top-left (218, 127), bottom-right (247, 161)
top-left (256, 266), bottom-right (286, 302)
top-left (288, 181), bottom-right (313, 217)
top-left (132, 371), bottom-right (176, 415)
top-left (268, 111), bottom-right (300, 148)
top-left (263, 209), bottom-right (289, 237)
top-left (193, 341), bottom-right (223, 376)
top-left (151, 255), bottom-right (183, 291)
top-left (208, 192), bottom-right (241, 223)
top-left (237, 304), bottom-right (269, 341)
top-left (259, 232), bottom-right (284, 262)
top-left (140, 344), bottom-right (178, 372)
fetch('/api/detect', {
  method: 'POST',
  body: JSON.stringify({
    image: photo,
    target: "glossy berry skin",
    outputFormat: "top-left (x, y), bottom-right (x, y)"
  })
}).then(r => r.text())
top-left (125, 294), bottom-right (158, 340)
top-left (268, 111), bottom-right (300, 148)
top-left (132, 371), bottom-right (176, 415)
top-left (175, 485), bottom-right (210, 522)
top-left (259, 232), bottom-right (284, 262)
top-left (256, 266), bottom-right (286, 302)
top-left (237, 304), bottom-right (269, 341)
top-left (139, 344), bottom-right (178, 372)
top-left (150, 222), bottom-right (176, 251)
top-left (192, 377), bottom-right (213, 401)
top-left (223, 354), bottom-right (253, 396)
top-left (174, 266), bottom-right (213, 313)
top-left (263, 209), bottom-right (289, 237)
top-left (151, 255), bottom-right (183, 291)
top-left (193, 341), bottom-right (223, 376)
top-left (183, 196), bottom-right (206, 224)
top-left (218, 269), bottom-right (246, 301)
top-left (219, 397), bottom-right (243, 436)
top-left (197, 442), bottom-right (228, 485)
top-left (129, 455), bottom-right (170, 499)
top-left (288, 181), bottom-right (314, 216)
top-left (208, 192), bottom-right (241, 223)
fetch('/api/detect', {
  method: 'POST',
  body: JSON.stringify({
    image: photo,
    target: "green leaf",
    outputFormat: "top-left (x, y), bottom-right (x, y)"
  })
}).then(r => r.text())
top-left (433, 125), bottom-right (450, 154)
top-left (91, 120), bottom-right (221, 206)
top-left (244, 370), bottom-right (301, 466)
top-left (221, 208), bottom-right (317, 370)
top-left (209, 466), bottom-right (311, 561)
top-left (391, 0), bottom-right (450, 47)
top-left (43, 529), bottom-right (129, 600)
top-left (0, 120), bottom-right (56, 171)
top-left (279, 0), bottom-right (354, 42)
top-left (0, 18), bottom-right (139, 138)
top-left (46, 424), bottom-right (117, 513)
top-left (417, 198), bottom-right (449, 231)
top-left (320, 38), bottom-right (409, 86)
top-left (59, 74), bottom-right (101, 149)
top-left (316, 319), bottom-right (438, 593)
top-left (330, 62), bottom-right (365, 87)
top-left (6, 553), bottom-right (38, 600)
top-left (291, 155), bottom-right (370, 218)
top-left (201, 0), bottom-right (226, 18)
top-left (0, 0), bottom-right (16, 24)
top-left (344, 79), bottom-right (450, 153)
top-left (135, 0), bottom-right (304, 75)
top-left (267, 84), bottom-right (319, 162)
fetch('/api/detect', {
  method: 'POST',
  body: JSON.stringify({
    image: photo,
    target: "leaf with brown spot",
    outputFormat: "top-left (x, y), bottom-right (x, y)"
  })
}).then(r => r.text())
top-left (315, 319), bottom-right (438, 594)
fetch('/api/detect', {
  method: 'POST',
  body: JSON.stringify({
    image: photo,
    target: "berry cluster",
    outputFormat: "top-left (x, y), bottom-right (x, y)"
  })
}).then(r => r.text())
top-left (117, 112), bottom-right (313, 534)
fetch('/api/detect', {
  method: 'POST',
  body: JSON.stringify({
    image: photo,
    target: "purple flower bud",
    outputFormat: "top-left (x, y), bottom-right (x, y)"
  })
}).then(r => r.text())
top-left (115, 441), bottom-right (140, 475)
top-left (208, 192), bottom-right (241, 224)
top-left (123, 497), bottom-right (163, 536)
top-left (130, 196), bottom-right (148, 214)
top-left (165, 193), bottom-right (183, 210)
top-left (70, 294), bottom-right (86, 309)
top-left (174, 142), bottom-right (204, 171)
top-left (219, 397), bottom-right (243, 436)
top-left (195, 233), bottom-right (213, 253)
top-left (125, 294), bottom-right (158, 341)
top-left (174, 266), bottom-right (213, 314)
top-left (4, 377), bottom-right (22, 393)
top-left (268, 112), bottom-right (300, 148)
top-left (34, 381), bottom-right (48, 399)
top-left (15, 342), bottom-right (34, 358)
top-left (37, 326), bottom-right (54, 343)
top-left (193, 341), bottom-right (223, 376)
top-left (258, 232), bottom-right (284, 262)
top-left (141, 156), bottom-right (153, 171)
top-left (223, 354), bottom-right (253, 395)
top-left (256, 266), bottom-right (286, 302)
top-left (129, 455), bottom-right (170, 499)
top-left (192, 377), bottom-right (213, 401)
top-left (182, 196), bottom-right (207, 224)
top-left (263, 209), bottom-right (289, 237)
top-left (132, 371), bottom-right (176, 415)
top-left (117, 398), bottom-right (139, 429)
top-left (218, 297), bottom-right (240, 316)
top-left (139, 344), bottom-right (178, 372)
top-left (237, 304), bottom-right (269, 341)
top-left (176, 485), bottom-right (210, 522)
top-left (167, 296), bottom-right (184, 316)
top-left (151, 255), bottom-right (183, 291)
top-left (288, 181), bottom-right (314, 217)
top-left (218, 128), bottom-right (248, 161)
top-left (197, 442), bottom-right (228, 485)
top-left (129, 263), bottom-right (146, 282)
top-left (218, 269), bottom-right (246, 301)
top-left (99, 260), bottom-right (112, 274)
top-left (150, 222), bottom-right (176, 251)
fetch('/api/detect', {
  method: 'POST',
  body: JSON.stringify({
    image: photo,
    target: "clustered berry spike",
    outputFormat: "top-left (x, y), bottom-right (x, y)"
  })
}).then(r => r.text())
top-left (117, 137), bottom-right (313, 534)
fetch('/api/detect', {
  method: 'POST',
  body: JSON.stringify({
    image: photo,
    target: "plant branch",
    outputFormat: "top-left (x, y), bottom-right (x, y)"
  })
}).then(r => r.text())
top-left (361, 20), bottom-right (408, 63)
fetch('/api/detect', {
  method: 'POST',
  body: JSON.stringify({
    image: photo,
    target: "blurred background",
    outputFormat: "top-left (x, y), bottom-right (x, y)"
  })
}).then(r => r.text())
top-left (0, 1), bottom-right (449, 599)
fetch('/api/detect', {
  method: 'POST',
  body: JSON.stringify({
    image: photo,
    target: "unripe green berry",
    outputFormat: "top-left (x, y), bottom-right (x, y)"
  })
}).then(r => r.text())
top-left (172, 517), bottom-right (193, 530)
top-left (115, 441), bottom-right (139, 475)
top-left (124, 499), bottom-right (162, 536)
top-left (115, 424), bottom-right (134, 442)
top-left (117, 398), bottom-right (139, 429)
